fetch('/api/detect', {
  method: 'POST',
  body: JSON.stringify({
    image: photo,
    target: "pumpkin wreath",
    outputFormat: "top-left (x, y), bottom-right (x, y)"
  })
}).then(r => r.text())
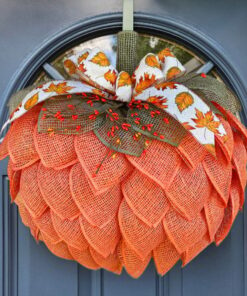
top-left (0, 43), bottom-right (246, 278)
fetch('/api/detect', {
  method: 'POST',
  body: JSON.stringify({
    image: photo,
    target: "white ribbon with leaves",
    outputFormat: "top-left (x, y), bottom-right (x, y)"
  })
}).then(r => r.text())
top-left (0, 47), bottom-right (227, 154)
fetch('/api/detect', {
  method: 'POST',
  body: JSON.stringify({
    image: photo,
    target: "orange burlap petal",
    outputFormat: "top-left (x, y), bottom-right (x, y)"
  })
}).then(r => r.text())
top-left (153, 235), bottom-right (180, 276)
top-left (229, 175), bottom-right (242, 221)
top-left (90, 247), bottom-right (122, 274)
top-left (118, 240), bottom-right (151, 279)
top-left (79, 214), bottom-right (120, 258)
top-left (181, 233), bottom-right (211, 266)
top-left (15, 194), bottom-right (39, 240)
top-left (8, 105), bottom-right (41, 169)
top-left (215, 116), bottom-right (234, 162)
top-left (166, 162), bottom-right (212, 220)
top-left (203, 143), bottom-right (232, 205)
top-left (122, 169), bottom-right (170, 227)
top-left (40, 232), bottom-right (73, 260)
top-left (204, 190), bottom-right (225, 241)
top-left (37, 163), bottom-right (80, 220)
top-left (68, 246), bottom-right (99, 269)
top-left (33, 209), bottom-right (61, 244)
top-left (70, 162), bottom-right (122, 228)
top-left (0, 131), bottom-right (9, 160)
top-left (8, 160), bottom-right (21, 202)
top-left (75, 132), bottom-right (132, 192)
top-left (213, 102), bottom-right (247, 145)
top-left (118, 199), bottom-right (164, 259)
top-left (127, 140), bottom-right (181, 191)
top-left (176, 133), bottom-right (207, 169)
top-left (163, 207), bottom-right (208, 254)
top-left (19, 161), bottom-right (48, 218)
top-left (34, 125), bottom-right (77, 169)
top-left (215, 174), bottom-right (241, 245)
top-left (232, 133), bottom-right (247, 192)
top-left (51, 211), bottom-right (88, 251)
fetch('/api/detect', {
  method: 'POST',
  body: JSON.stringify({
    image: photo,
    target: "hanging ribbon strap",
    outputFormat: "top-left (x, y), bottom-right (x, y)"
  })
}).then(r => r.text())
top-left (117, 0), bottom-right (138, 74)
top-left (122, 0), bottom-right (134, 30)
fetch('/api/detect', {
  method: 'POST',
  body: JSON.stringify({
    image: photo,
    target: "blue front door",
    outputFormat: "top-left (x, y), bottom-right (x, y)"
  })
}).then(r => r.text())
top-left (0, 2), bottom-right (247, 295)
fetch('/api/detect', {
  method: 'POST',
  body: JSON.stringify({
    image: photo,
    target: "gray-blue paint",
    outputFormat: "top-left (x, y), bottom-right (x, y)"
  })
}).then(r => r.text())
top-left (0, 7), bottom-right (247, 296)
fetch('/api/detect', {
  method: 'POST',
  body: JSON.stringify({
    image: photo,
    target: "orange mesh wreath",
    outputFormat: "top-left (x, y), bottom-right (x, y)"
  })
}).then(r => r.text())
top-left (1, 100), bottom-right (247, 278)
top-left (1, 45), bottom-right (247, 278)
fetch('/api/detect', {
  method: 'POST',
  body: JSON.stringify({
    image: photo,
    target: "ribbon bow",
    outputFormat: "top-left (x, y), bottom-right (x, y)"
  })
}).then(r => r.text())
top-left (1, 47), bottom-right (227, 156)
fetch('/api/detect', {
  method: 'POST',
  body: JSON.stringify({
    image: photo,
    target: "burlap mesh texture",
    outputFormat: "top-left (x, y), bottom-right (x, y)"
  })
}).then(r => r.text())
top-left (8, 160), bottom-right (21, 202)
top-left (38, 95), bottom-right (111, 135)
top-left (90, 247), bottom-right (122, 274)
top-left (38, 94), bottom-right (188, 157)
top-left (117, 31), bottom-right (138, 75)
top-left (175, 73), bottom-right (241, 115)
top-left (182, 75), bottom-right (241, 114)
top-left (93, 116), bottom-right (147, 157)
top-left (38, 94), bottom-right (147, 157)
top-left (127, 102), bottom-right (188, 147)
top-left (0, 101), bottom-right (247, 278)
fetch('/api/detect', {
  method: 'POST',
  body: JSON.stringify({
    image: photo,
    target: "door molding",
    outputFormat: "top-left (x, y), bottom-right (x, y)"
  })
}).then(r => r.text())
top-left (0, 159), bottom-right (18, 296)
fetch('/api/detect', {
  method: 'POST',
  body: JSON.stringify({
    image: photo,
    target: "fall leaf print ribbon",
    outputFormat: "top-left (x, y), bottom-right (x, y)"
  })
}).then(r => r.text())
top-left (1, 47), bottom-right (227, 153)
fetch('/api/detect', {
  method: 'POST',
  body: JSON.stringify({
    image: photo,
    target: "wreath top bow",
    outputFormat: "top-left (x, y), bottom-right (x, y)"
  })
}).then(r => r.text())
top-left (1, 47), bottom-right (230, 157)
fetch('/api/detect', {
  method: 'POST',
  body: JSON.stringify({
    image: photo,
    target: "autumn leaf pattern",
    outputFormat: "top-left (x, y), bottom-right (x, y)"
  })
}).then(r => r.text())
top-left (192, 109), bottom-right (221, 134)
top-left (117, 72), bottom-right (132, 87)
top-left (155, 81), bottom-right (178, 91)
top-left (92, 88), bottom-right (105, 97)
top-left (145, 55), bottom-right (161, 69)
top-left (175, 92), bottom-right (194, 112)
top-left (104, 70), bottom-right (117, 86)
top-left (135, 73), bottom-right (156, 93)
top-left (44, 82), bottom-right (75, 94)
top-left (166, 67), bottom-right (181, 80)
top-left (147, 96), bottom-right (168, 109)
top-left (78, 63), bottom-right (86, 73)
top-left (157, 48), bottom-right (174, 63)
top-left (24, 93), bottom-right (39, 110)
top-left (90, 52), bottom-right (110, 66)
top-left (78, 52), bottom-right (89, 64)
top-left (64, 59), bottom-right (76, 75)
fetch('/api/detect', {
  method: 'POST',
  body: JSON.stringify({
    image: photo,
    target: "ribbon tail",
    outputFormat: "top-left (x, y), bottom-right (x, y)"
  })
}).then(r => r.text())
top-left (134, 83), bottom-right (227, 155)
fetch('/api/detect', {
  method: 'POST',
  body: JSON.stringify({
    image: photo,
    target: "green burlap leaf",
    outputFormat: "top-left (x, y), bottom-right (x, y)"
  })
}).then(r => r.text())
top-left (179, 74), bottom-right (241, 114)
top-left (38, 94), bottom-right (118, 135)
top-left (127, 102), bottom-right (188, 146)
top-left (94, 108), bottom-right (147, 157)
